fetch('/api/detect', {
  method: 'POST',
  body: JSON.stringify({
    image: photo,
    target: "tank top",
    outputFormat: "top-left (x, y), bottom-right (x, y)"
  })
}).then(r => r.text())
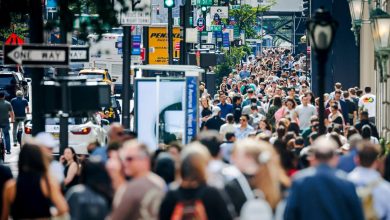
top-left (64, 162), bottom-right (79, 190)
top-left (11, 173), bottom-right (52, 219)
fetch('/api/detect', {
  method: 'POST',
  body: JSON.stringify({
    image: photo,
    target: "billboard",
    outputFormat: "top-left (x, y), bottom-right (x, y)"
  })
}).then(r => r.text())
top-left (148, 27), bottom-right (181, 64)
top-left (242, 0), bottom-right (303, 12)
top-left (135, 79), bottom-right (186, 150)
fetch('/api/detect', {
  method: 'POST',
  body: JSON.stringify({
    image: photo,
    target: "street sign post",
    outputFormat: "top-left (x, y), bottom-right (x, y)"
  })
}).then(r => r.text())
top-left (70, 46), bottom-right (89, 62)
top-left (132, 35), bottom-right (142, 55)
top-left (210, 25), bottom-right (222, 32)
top-left (197, 0), bottom-right (213, 6)
top-left (196, 43), bottom-right (216, 50)
top-left (114, 0), bottom-right (151, 25)
top-left (3, 44), bottom-right (69, 67)
top-left (196, 18), bottom-right (205, 31)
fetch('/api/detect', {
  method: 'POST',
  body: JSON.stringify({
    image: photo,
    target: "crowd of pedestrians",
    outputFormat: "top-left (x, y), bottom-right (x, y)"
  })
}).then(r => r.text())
top-left (0, 48), bottom-right (390, 220)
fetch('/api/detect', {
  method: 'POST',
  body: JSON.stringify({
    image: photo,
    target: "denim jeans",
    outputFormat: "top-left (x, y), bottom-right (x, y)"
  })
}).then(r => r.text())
top-left (0, 124), bottom-right (11, 152)
top-left (13, 118), bottom-right (24, 142)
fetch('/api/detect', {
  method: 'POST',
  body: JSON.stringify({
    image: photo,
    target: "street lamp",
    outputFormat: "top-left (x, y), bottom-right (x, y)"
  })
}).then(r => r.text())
top-left (370, 8), bottom-right (390, 54)
top-left (370, 7), bottom-right (390, 138)
top-left (348, 0), bottom-right (364, 44)
top-left (307, 7), bottom-right (338, 135)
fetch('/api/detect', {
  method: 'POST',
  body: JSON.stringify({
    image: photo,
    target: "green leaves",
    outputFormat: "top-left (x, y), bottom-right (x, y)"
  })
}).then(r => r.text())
top-left (229, 4), bottom-right (271, 39)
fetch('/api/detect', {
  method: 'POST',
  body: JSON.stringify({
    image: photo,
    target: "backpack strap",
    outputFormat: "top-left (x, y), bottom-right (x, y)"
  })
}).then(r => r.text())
top-left (235, 173), bottom-right (255, 200)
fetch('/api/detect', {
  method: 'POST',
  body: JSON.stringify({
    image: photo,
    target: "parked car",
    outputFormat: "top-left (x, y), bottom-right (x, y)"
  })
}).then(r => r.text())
top-left (21, 114), bottom-right (110, 155)
top-left (0, 70), bottom-right (30, 101)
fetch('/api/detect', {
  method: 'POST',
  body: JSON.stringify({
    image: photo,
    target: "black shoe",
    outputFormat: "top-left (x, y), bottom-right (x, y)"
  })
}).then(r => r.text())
top-left (13, 143), bottom-right (17, 147)
top-left (6, 151), bottom-right (11, 154)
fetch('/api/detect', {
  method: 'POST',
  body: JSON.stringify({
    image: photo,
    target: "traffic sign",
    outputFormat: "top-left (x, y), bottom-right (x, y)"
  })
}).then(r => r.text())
top-left (197, 18), bottom-right (205, 31)
top-left (132, 35), bottom-right (142, 55)
top-left (213, 13), bottom-right (221, 23)
top-left (210, 25), bottom-right (222, 32)
top-left (114, 0), bottom-right (151, 25)
top-left (70, 46), bottom-right (89, 62)
top-left (3, 44), bottom-right (69, 67)
top-left (196, 43), bottom-right (216, 50)
top-left (5, 33), bottom-right (24, 45)
top-left (210, 6), bottom-right (228, 19)
top-left (197, 0), bottom-right (213, 6)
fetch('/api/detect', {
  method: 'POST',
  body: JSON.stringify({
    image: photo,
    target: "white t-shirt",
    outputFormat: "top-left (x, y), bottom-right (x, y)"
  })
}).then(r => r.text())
top-left (358, 93), bottom-right (376, 118)
top-left (295, 104), bottom-right (317, 130)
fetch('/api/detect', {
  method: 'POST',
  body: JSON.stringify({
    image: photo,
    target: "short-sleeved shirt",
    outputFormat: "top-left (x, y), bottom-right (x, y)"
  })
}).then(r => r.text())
top-left (295, 104), bottom-right (317, 130)
top-left (359, 94), bottom-right (376, 118)
top-left (0, 99), bottom-right (13, 126)
top-left (218, 103), bottom-right (233, 119)
top-left (11, 97), bottom-right (28, 118)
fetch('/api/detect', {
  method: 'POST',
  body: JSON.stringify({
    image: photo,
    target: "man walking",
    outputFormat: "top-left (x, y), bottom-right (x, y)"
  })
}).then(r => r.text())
top-left (10, 90), bottom-right (29, 146)
top-left (348, 141), bottom-right (390, 220)
top-left (284, 136), bottom-right (364, 220)
top-left (235, 114), bottom-right (254, 140)
top-left (296, 93), bottom-right (317, 130)
top-left (359, 87), bottom-right (376, 124)
top-left (109, 140), bottom-right (166, 220)
top-left (0, 92), bottom-right (14, 154)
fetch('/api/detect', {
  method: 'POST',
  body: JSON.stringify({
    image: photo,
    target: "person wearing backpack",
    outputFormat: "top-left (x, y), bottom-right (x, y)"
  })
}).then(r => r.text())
top-left (224, 138), bottom-right (290, 216)
top-left (348, 141), bottom-right (390, 220)
top-left (159, 142), bottom-right (233, 220)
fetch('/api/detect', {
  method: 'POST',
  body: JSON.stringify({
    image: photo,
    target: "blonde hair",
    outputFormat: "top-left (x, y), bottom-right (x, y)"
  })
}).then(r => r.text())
top-left (233, 139), bottom-right (290, 209)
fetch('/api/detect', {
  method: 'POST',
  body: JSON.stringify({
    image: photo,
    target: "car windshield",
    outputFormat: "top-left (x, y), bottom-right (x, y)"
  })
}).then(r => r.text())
top-left (0, 75), bottom-right (15, 86)
top-left (79, 73), bottom-right (104, 80)
top-left (46, 117), bottom-right (89, 125)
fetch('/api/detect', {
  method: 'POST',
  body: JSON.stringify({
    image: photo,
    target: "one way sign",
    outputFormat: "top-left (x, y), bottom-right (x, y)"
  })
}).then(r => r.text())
top-left (3, 44), bottom-right (69, 67)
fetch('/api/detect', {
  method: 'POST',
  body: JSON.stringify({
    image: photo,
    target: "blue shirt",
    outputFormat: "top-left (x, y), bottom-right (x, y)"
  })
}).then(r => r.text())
top-left (235, 126), bottom-right (254, 140)
top-left (284, 164), bottom-right (364, 220)
top-left (239, 70), bottom-right (250, 79)
top-left (218, 103), bottom-right (233, 119)
top-left (337, 148), bottom-right (357, 173)
top-left (10, 97), bottom-right (28, 118)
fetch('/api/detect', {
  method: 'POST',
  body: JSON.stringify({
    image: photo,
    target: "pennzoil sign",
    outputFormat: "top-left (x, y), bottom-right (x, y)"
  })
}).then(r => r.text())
top-left (148, 27), bottom-right (181, 64)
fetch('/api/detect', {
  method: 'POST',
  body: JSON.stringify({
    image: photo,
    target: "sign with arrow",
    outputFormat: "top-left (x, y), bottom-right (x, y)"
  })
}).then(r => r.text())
top-left (3, 44), bottom-right (69, 67)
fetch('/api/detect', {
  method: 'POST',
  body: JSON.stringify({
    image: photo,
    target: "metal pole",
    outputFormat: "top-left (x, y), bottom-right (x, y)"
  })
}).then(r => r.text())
top-left (58, 0), bottom-right (69, 155)
top-left (168, 7), bottom-right (173, 64)
top-left (30, 0), bottom-right (45, 136)
top-left (143, 26), bottom-right (149, 64)
top-left (122, 26), bottom-right (131, 129)
top-left (180, 5), bottom-right (186, 65)
top-left (317, 53), bottom-right (327, 135)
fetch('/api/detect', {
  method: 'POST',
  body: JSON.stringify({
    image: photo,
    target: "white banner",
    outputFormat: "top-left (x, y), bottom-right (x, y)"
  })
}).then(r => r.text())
top-left (210, 6), bottom-right (229, 18)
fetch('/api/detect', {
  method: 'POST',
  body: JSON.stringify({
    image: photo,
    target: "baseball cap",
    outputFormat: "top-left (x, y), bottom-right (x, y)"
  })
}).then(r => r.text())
top-left (35, 132), bottom-right (57, 149)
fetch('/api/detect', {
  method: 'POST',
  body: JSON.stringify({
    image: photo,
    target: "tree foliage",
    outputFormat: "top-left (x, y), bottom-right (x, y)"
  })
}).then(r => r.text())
top-left (229, 3), bottom-right (273, 39)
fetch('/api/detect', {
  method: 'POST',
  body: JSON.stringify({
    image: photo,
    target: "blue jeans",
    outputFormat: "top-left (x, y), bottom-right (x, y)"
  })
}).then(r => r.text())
top-left (0, 124), bottom-right (11, 152)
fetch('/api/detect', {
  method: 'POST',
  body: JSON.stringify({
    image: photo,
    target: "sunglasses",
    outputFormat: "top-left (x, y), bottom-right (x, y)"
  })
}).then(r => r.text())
top-left (240, 118), bottom-right (247, 121)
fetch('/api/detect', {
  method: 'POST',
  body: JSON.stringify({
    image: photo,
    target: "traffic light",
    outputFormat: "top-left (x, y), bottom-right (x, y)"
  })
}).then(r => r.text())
top-left (164, 0), bottom-right (175, 8)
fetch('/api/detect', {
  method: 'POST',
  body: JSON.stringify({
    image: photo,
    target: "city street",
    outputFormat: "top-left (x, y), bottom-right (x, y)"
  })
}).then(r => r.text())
top-left (1, 0), bottom-right (390, 220)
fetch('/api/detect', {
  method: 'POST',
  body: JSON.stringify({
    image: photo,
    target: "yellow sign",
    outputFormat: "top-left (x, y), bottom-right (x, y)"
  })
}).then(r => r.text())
top-left (148, 27), bottom-right (181, 64)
